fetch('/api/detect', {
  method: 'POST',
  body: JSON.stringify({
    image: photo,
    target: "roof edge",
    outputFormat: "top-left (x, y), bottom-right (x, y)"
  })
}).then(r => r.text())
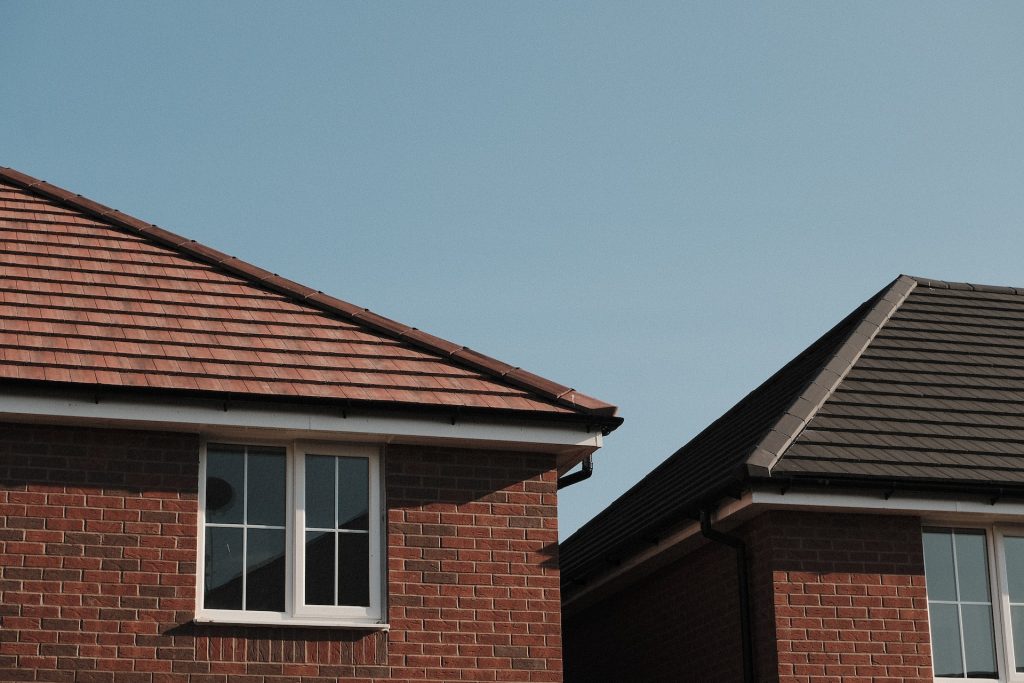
top-left (744, 274), bottom-right (918, 477)
top-left (906, 274), bottom-right (1024, 295)
top-left (0, 167), bottom-right (619, 424)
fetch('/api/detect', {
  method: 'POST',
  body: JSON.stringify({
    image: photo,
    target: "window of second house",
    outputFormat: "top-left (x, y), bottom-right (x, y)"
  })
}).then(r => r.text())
top-left (923, 526), bottom-right (1024, 681)
top-left (199, 441), bottom-right (383, 626)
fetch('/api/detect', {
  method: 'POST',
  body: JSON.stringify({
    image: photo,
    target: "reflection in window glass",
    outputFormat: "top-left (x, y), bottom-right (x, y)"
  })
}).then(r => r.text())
top-left (305, 530), bottom-right (334, 606)
top-left (338, 457), bottom-right (369, 530)
top-left (246, 528), bottom-right (286, 612)
top-left (922, 528), bottom-right (996, 679)
top-left (205, 445), bottom-right (244, 524)
top-left (304, 454), bottom-right (371, 608)
top-left (305, 455), bottom-right (335, 530)
top-left (204, 527), bottom-right (243, 610)
top-left (203, 444), bottom-right (286, 613)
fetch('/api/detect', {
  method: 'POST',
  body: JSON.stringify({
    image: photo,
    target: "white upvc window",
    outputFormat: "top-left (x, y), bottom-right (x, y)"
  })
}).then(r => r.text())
top-left (196, 440), bottom-right (385, 628)
top-left (923, 525), bottom-right (1024, 682)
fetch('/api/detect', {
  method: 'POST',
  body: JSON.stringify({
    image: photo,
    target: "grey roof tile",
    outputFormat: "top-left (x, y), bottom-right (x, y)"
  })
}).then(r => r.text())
top-left (562, 275), bottom-right (1024, 592)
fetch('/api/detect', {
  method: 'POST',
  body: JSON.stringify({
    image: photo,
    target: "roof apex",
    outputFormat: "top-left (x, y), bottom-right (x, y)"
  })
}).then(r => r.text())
top-left (744, 275), bottom-right (918, 476)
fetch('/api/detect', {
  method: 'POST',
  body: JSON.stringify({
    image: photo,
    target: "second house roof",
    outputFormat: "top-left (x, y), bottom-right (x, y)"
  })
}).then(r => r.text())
top-left (0, 166), bottom-right (619, 427)
top-left (562, 274), bottom-right (1024, 585)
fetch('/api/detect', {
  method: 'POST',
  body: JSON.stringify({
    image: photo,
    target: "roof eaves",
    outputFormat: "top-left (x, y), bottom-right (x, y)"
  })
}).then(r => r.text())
top-left (744, 274), bottom-right (919, 477)
top-left (0, 166), bottom-right (620, 425)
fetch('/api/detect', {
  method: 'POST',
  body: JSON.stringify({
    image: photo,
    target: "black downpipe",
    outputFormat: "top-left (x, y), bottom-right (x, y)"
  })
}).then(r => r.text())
top-left (557, 455), bottom-right (593, 490)
top-left (700, 508), bottom-right (755, 683)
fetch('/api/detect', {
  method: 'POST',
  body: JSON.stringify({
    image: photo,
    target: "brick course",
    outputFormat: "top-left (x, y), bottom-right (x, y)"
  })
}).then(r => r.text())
top-left (754, 511), bottom-right (932, 683)
top-left (0, 422), bottom-right (562, 682)
top-left (562, 510), bottom-right (932, 683)
top-left (563, 538), bottom-right (742, 683)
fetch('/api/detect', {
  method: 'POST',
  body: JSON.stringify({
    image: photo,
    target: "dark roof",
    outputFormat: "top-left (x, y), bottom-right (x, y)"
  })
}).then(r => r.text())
top-left (0, 166), bottom-right (620, 427)
top-left (562, 275), bottom-right (1024, 589)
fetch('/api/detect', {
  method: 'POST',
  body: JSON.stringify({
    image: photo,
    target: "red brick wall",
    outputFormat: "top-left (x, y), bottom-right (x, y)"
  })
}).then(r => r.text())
top-left (386, 445), bottom-right (562, 682)
top-left (561, 510), bottom-right (932, 683)
top-left (562, 539), bottom-right (742, 683)
top-left (0, 421), bottom-right (562, 682)
top-left (754, 510), bottom-right (932, 683)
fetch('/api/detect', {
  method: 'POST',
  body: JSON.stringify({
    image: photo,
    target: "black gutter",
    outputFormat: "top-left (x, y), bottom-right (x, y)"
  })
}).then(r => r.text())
top-left (557, 455), bottom-right (593, 490)
top-left (700, 508), bottom-right (755, 683)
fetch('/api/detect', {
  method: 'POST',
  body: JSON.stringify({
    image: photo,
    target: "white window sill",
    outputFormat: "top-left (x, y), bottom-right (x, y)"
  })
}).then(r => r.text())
top-left (193, 614), bottom-right (389, 630)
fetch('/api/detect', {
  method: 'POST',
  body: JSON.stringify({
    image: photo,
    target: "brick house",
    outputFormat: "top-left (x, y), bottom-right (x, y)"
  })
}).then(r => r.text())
top-left (0, 167), bottom-right (622, 683)
top-left (562, 275), bottom-right (1024, 683)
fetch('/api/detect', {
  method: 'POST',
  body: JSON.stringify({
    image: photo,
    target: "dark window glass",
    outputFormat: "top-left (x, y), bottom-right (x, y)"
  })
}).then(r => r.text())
top-left (305, 531), bottom-right (335, 605)
top-left (205, 445), bottom-right (244, 524)
top-left (338, 533), bottom-right (370, 607)
top-left (245, 529), bottom-right (286, 612)
top-left (205, 527), bottom-right (243, 609)
top-left (337, 457), bottom-right (369, 531)
top-left (1006, 536), bottom-right (1024, 602)
top-left (930, 603), bottom-right (964, 678)
top-left (923, 529), bottom-right (997, 680)
top-left (1012, 605), bottom-right (1024, 673)
top-left (247, 448), bottom-right (286, 526)
top-left (961, 604), bottom-right (997, 678)
top-left (923, 529), bottom-right (957, 602)
top-left (305, 455), bottom-right (335, 530)
top-left (956, 531), bottom-right (990, 603)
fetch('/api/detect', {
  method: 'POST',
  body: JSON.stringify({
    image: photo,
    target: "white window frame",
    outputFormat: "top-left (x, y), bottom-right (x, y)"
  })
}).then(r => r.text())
top-left (195, 439), bottom-right (386, 628)
top-left (925, 524), bottom-right (1024, 683)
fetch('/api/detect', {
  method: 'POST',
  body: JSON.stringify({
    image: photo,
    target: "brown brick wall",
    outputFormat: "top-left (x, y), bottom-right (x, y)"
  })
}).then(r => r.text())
top-left (562, 510), bottom-right (932, 683)
top-left (562, 539), bottom-right (742, 683)
top-left (0, 421), bottom-right (562, 682)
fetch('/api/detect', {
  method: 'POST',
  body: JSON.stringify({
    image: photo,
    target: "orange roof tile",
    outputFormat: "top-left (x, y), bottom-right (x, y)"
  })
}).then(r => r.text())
top-left (0, 167), bottom-right (619, 427)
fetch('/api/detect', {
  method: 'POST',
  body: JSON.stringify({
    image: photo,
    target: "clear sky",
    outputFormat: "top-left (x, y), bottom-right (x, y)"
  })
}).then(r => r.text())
top-left (4, 2), bottom-right (1024, 539)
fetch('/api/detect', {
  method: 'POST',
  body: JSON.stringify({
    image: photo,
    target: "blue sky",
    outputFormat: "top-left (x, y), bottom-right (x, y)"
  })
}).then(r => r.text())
top-left (5, 2), bottom-right (1024, 538)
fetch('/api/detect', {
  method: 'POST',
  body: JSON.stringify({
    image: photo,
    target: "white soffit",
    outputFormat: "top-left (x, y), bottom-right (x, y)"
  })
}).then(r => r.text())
top-left (0, 386), bottom-right (603, 456)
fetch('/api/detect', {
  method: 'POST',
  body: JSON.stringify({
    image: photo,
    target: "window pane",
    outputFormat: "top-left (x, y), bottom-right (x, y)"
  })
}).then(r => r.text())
top-left (930, 603), bottom-right (964, 677)
top-left (955, 531), bottom-right (990, 603)
top-left (305, 455), bottom-right (335, 530)
top-left (206, 444), bottom-right (244, 524)
top-left (245, 529), bottom-right (286, 612)
top-left (338, 457), bottom-right (369, 531)
top-left (1012, 606), bottom-right (1024, 673)
top-left (305, 530), bottom-right (335, 606)
top-left (247, 447), bottom-right (286, 526)
top-left (338, 533), bottom-right (370, 607)
top-left (961, 604), bottom-right (997, 678)
top-left (923, 529), bottom-right (957, 602)
top-left (205, 527), bottom-right (243, 609)
top-left (1006, 537), bottom-right (1024, 602)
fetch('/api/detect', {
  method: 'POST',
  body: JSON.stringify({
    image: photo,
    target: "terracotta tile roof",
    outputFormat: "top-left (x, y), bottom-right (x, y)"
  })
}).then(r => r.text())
top-left (0, 167), bottom-right (619, 426)
top-left (561, 275), bottom-right (1024, 591)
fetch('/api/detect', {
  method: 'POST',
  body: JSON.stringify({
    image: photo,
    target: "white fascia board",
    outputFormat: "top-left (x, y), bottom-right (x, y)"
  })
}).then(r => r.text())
top-left (750, 485), bottom-right (1024, 522)
top-left (0, 386), bottom-right (603, 456)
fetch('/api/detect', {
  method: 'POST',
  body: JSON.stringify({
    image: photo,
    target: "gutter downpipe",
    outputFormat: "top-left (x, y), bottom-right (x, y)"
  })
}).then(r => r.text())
top-left (700, 508), bottom-right (755, 683)
top-left (557, 455), bottom-right (593, 490)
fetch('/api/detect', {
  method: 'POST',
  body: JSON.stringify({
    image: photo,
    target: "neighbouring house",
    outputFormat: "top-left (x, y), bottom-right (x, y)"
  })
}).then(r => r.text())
top-left (561, 274), bottom-right (1024, 683)
top-left (0, 166), bottom-right (621, 683)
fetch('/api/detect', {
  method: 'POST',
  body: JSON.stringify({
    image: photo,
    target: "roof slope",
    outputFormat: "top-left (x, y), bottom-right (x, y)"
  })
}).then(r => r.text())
top-left (562, 275), bottom-right (1024, 589)
top-left (0, 167), bottom-right (618, 425)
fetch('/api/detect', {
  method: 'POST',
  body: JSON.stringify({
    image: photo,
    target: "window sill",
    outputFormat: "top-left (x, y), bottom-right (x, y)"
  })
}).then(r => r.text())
top-left (193, 614), bottom-right (390, 630)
